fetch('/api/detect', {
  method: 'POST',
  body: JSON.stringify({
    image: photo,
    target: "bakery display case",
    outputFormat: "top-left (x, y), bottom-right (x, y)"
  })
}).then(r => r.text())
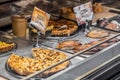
top-left (0, 0), bottom-right (120, 80)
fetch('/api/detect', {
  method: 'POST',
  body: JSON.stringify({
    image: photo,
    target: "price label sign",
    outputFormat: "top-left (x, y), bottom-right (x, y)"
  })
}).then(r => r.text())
top-left (30, 7), bottom-right (50, 35)
top-left (73, 2), bottom-right (93, 25)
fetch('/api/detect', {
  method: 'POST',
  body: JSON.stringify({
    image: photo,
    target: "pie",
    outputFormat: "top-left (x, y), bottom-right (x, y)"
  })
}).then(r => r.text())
top-left (30, 19), bottom-right (78, 37)
top-left (0, 41), bottom-right (15, 53)
top-left (51, 20), bottom-right (78, 36)
top-left (32, 48), bottom-right (70, 74)
top-left (7, 54), bottom-right (43, 76)
top-left (57, 40), bottom-right (82, 50)
top-left (7, 48), bottom-right (70, 78)
top-left (86, 29), bottom-right (109, 39)
top-left (74, 38), bottom-right (119, 54)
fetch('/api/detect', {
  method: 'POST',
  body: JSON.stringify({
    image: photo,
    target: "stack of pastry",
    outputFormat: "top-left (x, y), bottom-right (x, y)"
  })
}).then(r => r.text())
top-left (57, 40), bottom-right (81, 50)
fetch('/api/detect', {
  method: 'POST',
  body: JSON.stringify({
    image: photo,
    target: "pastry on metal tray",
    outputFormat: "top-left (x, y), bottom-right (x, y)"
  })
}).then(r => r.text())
top-left (57, 40), bottom-right (81, 50)
top-left (7, 48), bottom-right (69, 78)
top-left (0, 41), bottom-right (15, 53)
top-left (51, 20), bottom-right (78, 36)
top-left (86, 29), bottom-right (109, 39)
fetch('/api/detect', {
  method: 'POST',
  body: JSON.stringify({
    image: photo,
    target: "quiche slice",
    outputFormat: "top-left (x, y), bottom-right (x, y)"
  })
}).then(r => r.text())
top-left (7, 54), bottom-right (44, 76)
top-left (57, 40), bottom-right (82, 50)
top-left (0, 41), bottom-right (15, 53)
top-left (32, 48), bottom-right (70, 75)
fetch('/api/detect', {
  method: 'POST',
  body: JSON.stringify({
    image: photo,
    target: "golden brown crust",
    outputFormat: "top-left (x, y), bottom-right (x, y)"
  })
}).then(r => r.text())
top-left (0, 41), bottom-right (15, 53)
top-left (7, 48), bottom-right (69, 78)
top-left (57, 40), bottom-right (81, 50)
top-left (7, 54), bottom-right (43, 76)
top-left (32, 48), bottom-right (70, 74)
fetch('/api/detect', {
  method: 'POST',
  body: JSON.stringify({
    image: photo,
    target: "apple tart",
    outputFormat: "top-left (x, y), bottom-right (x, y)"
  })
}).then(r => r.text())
top-left (7, 48), bottom-right (69, 77)
top-left (0, 41), bottom-right (15, 53)
top-left (32, 48), bottom-right (70, 73)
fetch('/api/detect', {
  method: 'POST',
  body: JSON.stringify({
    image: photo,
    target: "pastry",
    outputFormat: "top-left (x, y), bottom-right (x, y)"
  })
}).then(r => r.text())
top-left (0, 41), bottom-right (15, 53)
top-left (7, 54), bottom-right (43, 76)
top-left (57, 40), bottom-right (82, 50)
top-left (86, 29), bottom-right (109, 39)
top-left (51, 20), bottom-right (78, 36)
top-left (7, 48), bottom-right (69, 77)
top-left (74, 38), bottom-right (119, 54)
top-left (105, 22), bottom-right (120, 31)
top-left (32, 48), bottom-right (69, 71)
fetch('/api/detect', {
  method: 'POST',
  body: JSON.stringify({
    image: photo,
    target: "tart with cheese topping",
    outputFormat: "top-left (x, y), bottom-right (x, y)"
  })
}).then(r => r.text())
top-left (32, 48), bottom-right (70, 74)
top-left (0, 41), bottom-right (15, 53)
top-left (7, 48), bottom-right (69, 77)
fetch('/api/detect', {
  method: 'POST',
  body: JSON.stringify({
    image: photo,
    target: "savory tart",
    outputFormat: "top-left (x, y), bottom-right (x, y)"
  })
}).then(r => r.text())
top-left (86, 29), bottom-right (109, 39)
top-left (32, 48), bottom-right (70, 73)
top-left (0, 41), bottom-right (15, 53)
top-left (74, 38), bottom-right (119, 54)
top-left (7, 54), bottom-right (43, 76)
top-left (7, 48), bottom-right (69, 77)
top-left (57, 40), bottom-right (82, 50)
top-left (51, 20), bottom-right (78, 36)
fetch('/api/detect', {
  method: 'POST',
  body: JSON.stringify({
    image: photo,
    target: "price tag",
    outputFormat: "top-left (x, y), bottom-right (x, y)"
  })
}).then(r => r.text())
top-left (30, 7), bottom-right (50, 35)
top-left (73, 2), bottom-right (93, 25)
